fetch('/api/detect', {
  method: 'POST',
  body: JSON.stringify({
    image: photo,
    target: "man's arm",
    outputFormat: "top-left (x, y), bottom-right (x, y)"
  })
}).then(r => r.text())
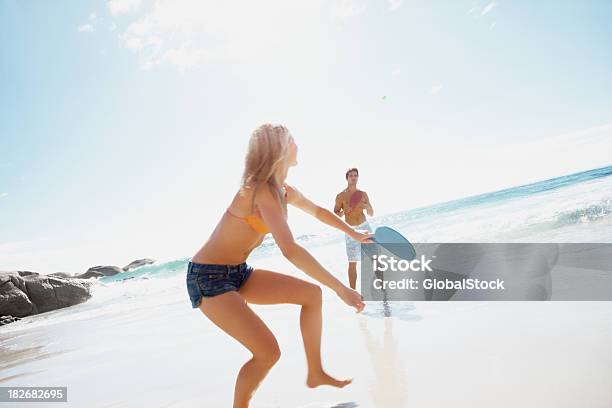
top-left (333, 193), bottom-right (344, 217)
top-left (362, 192), bottom-right (374, 217)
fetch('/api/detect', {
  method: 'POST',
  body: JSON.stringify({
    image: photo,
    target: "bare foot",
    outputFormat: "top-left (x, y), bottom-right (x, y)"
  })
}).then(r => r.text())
top-left (306, 370), bottom-right (353, 388)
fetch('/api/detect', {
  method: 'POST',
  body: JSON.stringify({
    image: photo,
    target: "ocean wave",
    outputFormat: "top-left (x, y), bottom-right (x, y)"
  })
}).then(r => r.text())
top-left (98, 167), bottom-right (612, 282)
top-left (550, 199), bottom-right (612, 228)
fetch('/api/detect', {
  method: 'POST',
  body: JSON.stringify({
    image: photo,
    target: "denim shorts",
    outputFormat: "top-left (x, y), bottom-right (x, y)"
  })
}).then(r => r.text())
top-left (186, 261), bottom-right (254, 308)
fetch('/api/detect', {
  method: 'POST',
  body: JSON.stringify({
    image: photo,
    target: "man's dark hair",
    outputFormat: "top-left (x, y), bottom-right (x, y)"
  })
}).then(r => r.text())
top-left (345, 167), bottom-right (359, 180)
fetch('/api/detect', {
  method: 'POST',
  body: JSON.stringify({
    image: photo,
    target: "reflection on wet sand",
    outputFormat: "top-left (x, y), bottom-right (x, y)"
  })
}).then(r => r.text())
top-left (358, 300), bottom-right (413, 407)
top-left (329, 402), bottom-right (358, 408)
top-left (0, 341), bottom-right (73, 382)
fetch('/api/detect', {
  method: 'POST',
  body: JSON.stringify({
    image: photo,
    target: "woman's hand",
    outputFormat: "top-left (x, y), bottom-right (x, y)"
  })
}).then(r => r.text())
top-left (349, 229), bottom-right (374, 244)
top-left (336, 285), bottom-right (365, 313)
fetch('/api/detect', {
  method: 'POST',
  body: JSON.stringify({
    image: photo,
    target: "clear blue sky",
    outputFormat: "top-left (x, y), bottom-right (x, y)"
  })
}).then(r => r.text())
top-left (1, 0), bottom-right (611, 273)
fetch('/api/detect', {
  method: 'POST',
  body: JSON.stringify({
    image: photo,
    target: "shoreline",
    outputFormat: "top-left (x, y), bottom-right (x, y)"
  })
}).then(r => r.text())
top-left (2, 287), bottom-right (611, 407)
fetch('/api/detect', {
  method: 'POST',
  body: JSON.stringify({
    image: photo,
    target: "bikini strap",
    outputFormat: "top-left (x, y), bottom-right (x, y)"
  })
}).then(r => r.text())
top-left (250, 183), bottom-right (286, 214)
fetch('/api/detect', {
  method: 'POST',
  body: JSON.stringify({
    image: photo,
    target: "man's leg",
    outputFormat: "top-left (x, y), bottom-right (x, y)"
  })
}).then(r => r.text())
top-left (348, 262), bottom-right (357, 290)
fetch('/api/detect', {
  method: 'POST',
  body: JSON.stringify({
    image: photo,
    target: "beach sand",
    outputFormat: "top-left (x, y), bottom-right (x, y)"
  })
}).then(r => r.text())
top-left (1, 243), bottom-right (611, 407)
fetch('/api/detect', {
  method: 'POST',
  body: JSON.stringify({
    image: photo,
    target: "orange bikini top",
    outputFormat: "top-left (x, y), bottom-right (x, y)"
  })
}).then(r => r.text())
top-left (226, 186), bottom-right (288, 234)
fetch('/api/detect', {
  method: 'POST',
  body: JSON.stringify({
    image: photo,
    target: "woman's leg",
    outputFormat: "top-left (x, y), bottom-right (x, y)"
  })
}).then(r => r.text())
top-left (199, 292), bottom-right (281, 408)
top-left (238, 269), bottom-right (351, 388)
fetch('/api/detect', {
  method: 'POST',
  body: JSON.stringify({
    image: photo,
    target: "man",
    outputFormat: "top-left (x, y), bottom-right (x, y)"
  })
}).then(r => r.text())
top-left (334, 168), bottom-right (374, 290)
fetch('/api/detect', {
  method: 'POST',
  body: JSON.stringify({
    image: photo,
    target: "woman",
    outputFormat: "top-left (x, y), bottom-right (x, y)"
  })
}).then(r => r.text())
top-left (186, 124), bottom-right (372, 408)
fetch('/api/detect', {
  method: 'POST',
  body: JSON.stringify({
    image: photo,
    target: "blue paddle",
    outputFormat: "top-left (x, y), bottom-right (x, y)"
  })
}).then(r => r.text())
top-left (362, 226), bottom-right (416, 261)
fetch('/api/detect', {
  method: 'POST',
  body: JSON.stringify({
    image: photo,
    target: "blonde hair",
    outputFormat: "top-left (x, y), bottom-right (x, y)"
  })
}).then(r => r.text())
top-left (241, 123), bottom-right (291, 208)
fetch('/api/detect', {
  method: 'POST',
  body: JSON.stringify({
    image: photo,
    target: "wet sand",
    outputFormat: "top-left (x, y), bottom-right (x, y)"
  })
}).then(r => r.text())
top-left (1, 245), bottom-right (611, 407)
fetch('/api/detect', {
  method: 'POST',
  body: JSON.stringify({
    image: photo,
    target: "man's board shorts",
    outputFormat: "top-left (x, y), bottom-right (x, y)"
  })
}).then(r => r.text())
top-left (345, 221), bottom-right (372, 262)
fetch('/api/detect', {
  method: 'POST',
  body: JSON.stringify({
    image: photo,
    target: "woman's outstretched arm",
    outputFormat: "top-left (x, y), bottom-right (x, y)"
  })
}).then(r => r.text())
top-left (256, 184), bottom-right (365, 312)
top-left (285, 184), bottom-right (372, 242)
